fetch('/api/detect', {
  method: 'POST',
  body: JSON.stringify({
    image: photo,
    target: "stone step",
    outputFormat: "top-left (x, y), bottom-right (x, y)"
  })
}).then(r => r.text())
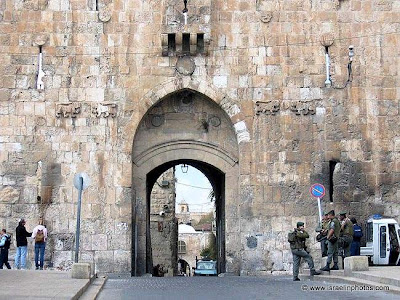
top-left (79, 276), bottom-right (108, 300)
top-left (300, 274), bottom-right (400, 295)
top-left (351, 271), bottom-right (400, 288)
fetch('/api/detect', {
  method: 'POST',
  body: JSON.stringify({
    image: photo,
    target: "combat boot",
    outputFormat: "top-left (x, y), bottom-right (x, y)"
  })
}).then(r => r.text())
top-left (293, 277), bottom-right (300, 281)
top-left (331, 264), bottom-right (339, 270)
top-left (320, 265), bottom-right (330, 272)
top-left (310, 269), bottom-right (321, 276)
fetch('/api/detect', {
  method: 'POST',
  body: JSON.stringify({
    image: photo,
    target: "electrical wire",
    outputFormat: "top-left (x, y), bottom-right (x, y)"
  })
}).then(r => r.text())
top-left (175, 181), bottom-right (212, 190)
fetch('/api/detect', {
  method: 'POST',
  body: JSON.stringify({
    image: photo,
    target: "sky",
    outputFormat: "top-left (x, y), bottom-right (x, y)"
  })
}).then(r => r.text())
top-left (175, 164), bottom-right (214, 213)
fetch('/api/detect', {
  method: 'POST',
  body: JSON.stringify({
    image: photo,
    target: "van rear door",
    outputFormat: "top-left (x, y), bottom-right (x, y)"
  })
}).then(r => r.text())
top-left (377, 224), bottom-right (390, 265)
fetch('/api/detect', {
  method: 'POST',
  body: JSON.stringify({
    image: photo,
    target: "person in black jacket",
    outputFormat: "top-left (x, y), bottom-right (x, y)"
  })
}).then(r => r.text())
top-left (14, 219), bottom-right (32, 269)
top-left (350, 218), bottom-right (363, 256)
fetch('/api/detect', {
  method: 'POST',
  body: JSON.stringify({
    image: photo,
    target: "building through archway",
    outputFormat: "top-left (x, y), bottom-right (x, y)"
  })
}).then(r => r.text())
top-left (131, 89), bottom-right (239, 276)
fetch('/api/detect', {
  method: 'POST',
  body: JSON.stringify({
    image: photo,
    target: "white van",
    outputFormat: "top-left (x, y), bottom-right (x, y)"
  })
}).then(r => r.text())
top-left (360, 215), bottom-right (400, 265)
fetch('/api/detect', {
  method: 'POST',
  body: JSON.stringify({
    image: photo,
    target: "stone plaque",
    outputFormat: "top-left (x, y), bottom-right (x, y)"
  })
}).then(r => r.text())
top-left (176, 56), bottom-right (196, 76)
top-left (99, 7), bottom-right (112, 23)
top-left (151, 115), bottom-right (164, 127)
top-left (209, 116), bottom-right (221, 127)
top-left (260, 12), bottom-right (273, 23)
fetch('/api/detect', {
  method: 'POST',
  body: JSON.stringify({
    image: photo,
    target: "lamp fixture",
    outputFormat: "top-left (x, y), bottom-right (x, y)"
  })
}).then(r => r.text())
top-left (181, 164), bottom-right (188, 173)
top-left (183, 0), bottom-right (188, 13)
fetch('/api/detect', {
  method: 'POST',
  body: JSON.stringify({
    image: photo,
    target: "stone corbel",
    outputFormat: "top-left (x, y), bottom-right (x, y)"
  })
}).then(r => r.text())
top-left (255, 100), bottom-right (280, 115)
top-left (56, 103), bottom-right (81, 118)
top-left (92, 103), bottom-right (117, 118)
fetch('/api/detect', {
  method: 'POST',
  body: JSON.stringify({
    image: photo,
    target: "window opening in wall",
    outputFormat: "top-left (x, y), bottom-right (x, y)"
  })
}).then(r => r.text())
top-left (329, 160), bottom-right (338, 203)
top-left (380, 226), bottom-right (387, 258)
top-left (182, 33), bottom-right (190, 54)
top-left (197, 33), bottom-right (204, 54)
top-left (168, 33), bottom-right (176, 54)
top-left (178, 241), bottom-right (186, 254)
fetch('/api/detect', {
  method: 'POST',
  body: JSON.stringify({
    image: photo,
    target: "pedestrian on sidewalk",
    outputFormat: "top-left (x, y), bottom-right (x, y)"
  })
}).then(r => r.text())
top-left (315, 212), bottom-right (329, 257)
top-left (288, 221), bottom-right (321, 281)
top-left (15, 218), bottom-right (32, 269)
top-left (31, 217), bottom-right (48, 270)
top-left (339, 212), bottom-right (354, 259)
top-left (350, 218), bottom-right (363, 256)
top-left (0, 228), bottom-right (12, 269)
top-left (320, 210), bottom-right (340, 272)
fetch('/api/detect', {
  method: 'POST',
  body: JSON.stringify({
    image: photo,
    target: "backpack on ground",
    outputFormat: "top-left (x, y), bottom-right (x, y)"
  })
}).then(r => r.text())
top-left (35, 230), bottom-right (44, 243)
top-left (288, 231), bottom-right (296, 244)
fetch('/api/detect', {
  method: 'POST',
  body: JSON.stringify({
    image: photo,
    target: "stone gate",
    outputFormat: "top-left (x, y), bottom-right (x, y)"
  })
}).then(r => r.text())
top-left (0, 0), bottom-right (399, 274)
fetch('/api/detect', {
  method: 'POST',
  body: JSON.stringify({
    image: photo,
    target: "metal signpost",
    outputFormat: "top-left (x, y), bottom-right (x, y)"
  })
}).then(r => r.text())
top-left (73, 173), bottom-right (90, 263)
top-left (310, 183), bottom-right (326, 222)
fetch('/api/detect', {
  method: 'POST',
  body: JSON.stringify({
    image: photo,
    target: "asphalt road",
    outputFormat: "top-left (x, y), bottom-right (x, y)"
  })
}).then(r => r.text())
top-left (98, 275), bottom-right (396, 300)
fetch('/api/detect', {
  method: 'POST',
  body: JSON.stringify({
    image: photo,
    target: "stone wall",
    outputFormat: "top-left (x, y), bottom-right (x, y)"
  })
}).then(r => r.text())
top-left (0, 0), bottom-right (399, 274)
top-left (149, 168), bottom-right (177, 276)
top-left (178, 231), bottom-right (213, 272)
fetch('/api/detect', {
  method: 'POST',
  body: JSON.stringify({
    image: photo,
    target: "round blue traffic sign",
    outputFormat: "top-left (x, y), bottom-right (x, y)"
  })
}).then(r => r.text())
top-left (310, 183), bottom-right (325, 198)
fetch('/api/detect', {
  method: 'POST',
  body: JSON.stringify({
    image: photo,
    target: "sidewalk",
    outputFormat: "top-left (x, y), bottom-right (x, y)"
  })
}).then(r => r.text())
top-left (0, 269), bottom-right (91, 300)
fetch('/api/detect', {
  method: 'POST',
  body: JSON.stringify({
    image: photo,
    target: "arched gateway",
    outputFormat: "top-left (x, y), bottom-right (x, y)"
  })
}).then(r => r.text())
top-left (131, 88), bottom-right (241, 276)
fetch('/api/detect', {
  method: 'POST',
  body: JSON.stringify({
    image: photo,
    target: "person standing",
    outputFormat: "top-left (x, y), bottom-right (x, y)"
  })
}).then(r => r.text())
top-left (31, 218), bottom-right (48, 270)
top-left (15, 218), bottom-right (32, 269)
top-left (339, 212), bottom-right (354, 259)
top-left (315, 212), bottom-right (329, 257)
top-left (350, 218), bottom-right (363, 256)
top-left (0, 229), bottom-right (12, 269)
top-left (289, 221), bottom-right (321, 281)
top-left (320, 210), bottom-right (340, 271)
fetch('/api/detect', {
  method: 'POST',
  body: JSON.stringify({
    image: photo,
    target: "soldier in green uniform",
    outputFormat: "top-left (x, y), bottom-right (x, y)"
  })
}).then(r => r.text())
top-left (339, 212), bottom-right (354, 259)
top-left (289, 222), bottom-right (321, 281)
top-left (315, 212), bottom-right (329, 257)
top-left (320, 210), bottom-right (340, 271)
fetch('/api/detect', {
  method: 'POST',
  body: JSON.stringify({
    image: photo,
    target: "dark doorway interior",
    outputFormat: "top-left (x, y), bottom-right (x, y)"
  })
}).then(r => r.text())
top-left (146, 159), bottom-right (226, 275)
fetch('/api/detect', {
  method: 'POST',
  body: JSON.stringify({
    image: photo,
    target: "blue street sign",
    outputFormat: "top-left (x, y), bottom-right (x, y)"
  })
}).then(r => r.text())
top-left (310, 183), bottom-right (326, 198)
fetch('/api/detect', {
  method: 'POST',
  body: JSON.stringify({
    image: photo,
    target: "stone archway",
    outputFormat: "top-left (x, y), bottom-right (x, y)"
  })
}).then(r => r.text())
top-left (131, 89), bottom-right (240, 276)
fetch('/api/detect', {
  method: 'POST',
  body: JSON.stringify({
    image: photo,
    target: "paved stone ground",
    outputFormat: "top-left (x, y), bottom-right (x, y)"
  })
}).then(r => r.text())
top-left (0, 269), bottom-right (90, 300)
top-left (98, 276), bottom-right (397, 300)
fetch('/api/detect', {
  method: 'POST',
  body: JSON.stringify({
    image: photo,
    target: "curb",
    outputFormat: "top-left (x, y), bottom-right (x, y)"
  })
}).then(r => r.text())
top-left (79, 275), bottom-right (108, 300)
top-left (71, 277), bottom-right (93, 300)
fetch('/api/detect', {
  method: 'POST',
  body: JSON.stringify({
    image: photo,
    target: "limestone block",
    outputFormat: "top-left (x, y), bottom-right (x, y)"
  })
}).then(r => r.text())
top-left (95, 250), bottom-right (114, 273)
top-left (71, 262), bottom-right (91, 279)
top-left (114, 250), bottom-right (130, 273)
top-left (213, 76), bottom-right (228, 88)
top-left (0, 186), bottom-right (20, 203)
top-left (53, 251), bottom-right (74, 271)
top-left (0, 204), bottom-right (12, 217)
top-left (91, 234), bottom-right (107, 251)
top-left (344, 256), bottom-right (369, 276)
